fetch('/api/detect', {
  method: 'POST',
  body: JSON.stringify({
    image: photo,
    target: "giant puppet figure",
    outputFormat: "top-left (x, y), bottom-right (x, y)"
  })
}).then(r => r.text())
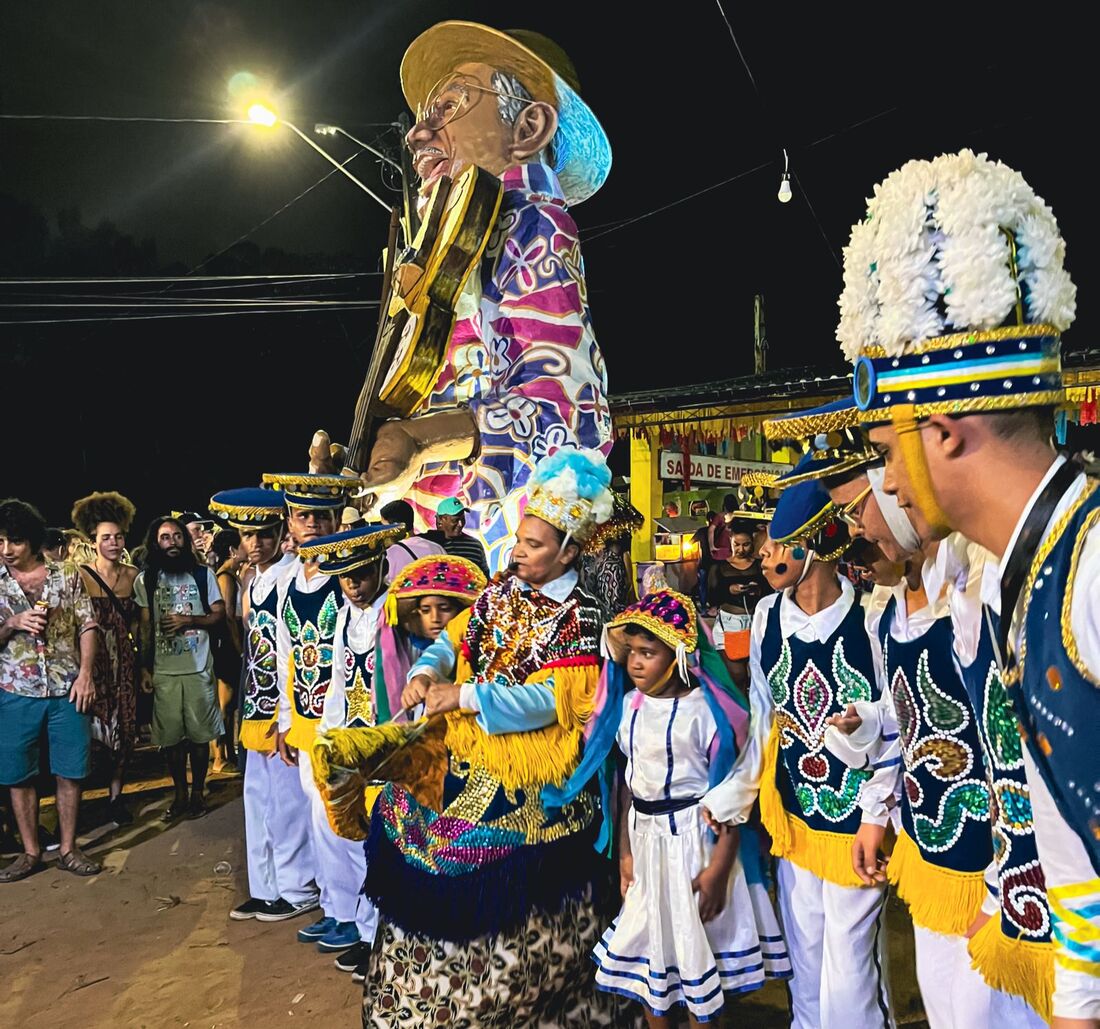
top-left (312, 21), bottom-right (612, 573)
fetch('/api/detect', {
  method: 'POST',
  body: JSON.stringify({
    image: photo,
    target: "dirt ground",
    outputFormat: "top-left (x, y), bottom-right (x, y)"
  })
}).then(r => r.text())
top-left (1, 767), bottom-right (928, 1028)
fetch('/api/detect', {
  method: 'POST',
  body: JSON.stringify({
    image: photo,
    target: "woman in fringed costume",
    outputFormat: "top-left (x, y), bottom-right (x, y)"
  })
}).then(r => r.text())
top-left (313, 449), bottom-right (626, 1027)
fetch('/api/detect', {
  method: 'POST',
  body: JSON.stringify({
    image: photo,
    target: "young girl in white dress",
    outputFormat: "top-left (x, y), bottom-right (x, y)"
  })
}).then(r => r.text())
top-left (593, 589), bottom-right (791, 1026)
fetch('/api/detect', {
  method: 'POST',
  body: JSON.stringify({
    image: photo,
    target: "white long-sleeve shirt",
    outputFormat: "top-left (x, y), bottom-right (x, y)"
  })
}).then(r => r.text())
top-left (702, 576), bottom-right (895, 828)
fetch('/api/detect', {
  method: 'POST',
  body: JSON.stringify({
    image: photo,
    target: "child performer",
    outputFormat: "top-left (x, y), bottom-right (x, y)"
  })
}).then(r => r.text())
top-left (296, 521), bottom-right (405, 978)
top-left (373, 555), bottom-right (487, 725)
top-left (593, 589), bottom-right (791, 1025)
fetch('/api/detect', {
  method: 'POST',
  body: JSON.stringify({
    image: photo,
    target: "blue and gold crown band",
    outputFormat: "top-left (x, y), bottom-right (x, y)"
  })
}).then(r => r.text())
top-left (261, 472), bottom-right (358, 511)
top-left (209, 487), bottom-right (285, 531)
top-left (297, 523), bottom-right (407, 576)
top-left (765, 399), bottom-right (879, 488)
top-left (853, 324), bottom-right (1063, 423)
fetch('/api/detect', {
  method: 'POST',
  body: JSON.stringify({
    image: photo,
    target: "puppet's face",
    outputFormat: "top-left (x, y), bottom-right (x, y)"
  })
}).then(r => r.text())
top-left (406, 62), bottom-right (519, 197)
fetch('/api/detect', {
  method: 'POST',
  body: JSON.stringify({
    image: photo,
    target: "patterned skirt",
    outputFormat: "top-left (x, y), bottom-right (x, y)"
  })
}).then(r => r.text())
top-left (364, 896), bottom-right (634, 1028)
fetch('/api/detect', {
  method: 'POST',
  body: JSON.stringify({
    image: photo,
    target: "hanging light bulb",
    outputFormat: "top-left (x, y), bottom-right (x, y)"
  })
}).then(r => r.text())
top-left (778, 148), bottom-right (793, 203)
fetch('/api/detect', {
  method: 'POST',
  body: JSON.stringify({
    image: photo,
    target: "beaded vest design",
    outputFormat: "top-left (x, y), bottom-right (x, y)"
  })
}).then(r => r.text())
top-left (463, 577), bottom-right (602, 685)
top-left (761, 593), bottom-right (876, 836)
top-left (879, 596), bottom-right (993, 872)
top-left (959, 612), bottom-right (1052, 945)
top-left (242, 572), bottom-right (281, 723)
top-left (340, 614), bottom-right (375, 730)
top-left (282, 573), bottom-right (344, 719)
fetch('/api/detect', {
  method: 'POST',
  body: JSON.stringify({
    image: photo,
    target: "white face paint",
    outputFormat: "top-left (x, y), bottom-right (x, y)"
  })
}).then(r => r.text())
top-left (867, 466), bottom-right (921, 554)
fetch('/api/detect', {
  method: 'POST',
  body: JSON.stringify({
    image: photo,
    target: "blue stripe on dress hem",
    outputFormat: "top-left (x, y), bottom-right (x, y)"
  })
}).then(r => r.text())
top-left (881, 732), bottom-right (899, 741)
top-left (592, 977), bottom-right (767, 1020)
top-left (595, 941), bottom-right (763, 973)
top-left (871, 757), bottom-right (902, 770)
top-left (592, 948), bottom-right (766, 991)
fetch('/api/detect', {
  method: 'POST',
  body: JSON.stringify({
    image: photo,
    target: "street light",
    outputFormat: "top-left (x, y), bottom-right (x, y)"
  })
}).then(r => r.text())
top-left (246, 103), bottom-right (391, 213)
top-left (314, 124), bottom-right (401, 171)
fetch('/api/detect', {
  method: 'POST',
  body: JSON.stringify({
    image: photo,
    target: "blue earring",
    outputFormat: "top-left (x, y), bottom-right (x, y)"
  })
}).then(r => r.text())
top-left (792, 545), bottom-right (806, 560)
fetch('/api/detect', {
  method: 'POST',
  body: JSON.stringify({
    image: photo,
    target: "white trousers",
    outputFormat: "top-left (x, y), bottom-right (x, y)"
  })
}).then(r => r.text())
top-left (243, 750), bottom-right (317, 904)
top-left (776, 858), bottom-right (893, 1029)
top-left (913, 925), bottom-right (993, 1028)
top-left (297, 746), bottom-right (379, 943)
top-left (989, 985), bottom-right (1047, 1028)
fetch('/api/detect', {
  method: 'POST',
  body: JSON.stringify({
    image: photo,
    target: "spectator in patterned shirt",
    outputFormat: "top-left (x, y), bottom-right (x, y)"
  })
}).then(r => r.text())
top-left (0, 498), bottom-right (100, 882)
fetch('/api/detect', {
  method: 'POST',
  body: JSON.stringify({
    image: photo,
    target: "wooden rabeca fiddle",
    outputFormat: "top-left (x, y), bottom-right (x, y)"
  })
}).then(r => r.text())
top-left (341, 164), bottom-right (504, 476)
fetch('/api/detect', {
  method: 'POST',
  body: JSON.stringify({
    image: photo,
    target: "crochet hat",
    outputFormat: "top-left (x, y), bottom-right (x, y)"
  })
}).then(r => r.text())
top-left (401, 21), bottom-right (612, 205)
top-left (297, 523), bottom-right (407, 576)
top-left (261, 472), bottom-right (357, 512)
top-left (382, 554), bottom-right (488, 626)
top-left (837, 149), bottom-right (1076, 528)
top-left (524, 448), bottom-right (614, 545)
top-left (209, 487), bottom-right (285, 532)
top-left (605, 589), bottom-right (699, 684)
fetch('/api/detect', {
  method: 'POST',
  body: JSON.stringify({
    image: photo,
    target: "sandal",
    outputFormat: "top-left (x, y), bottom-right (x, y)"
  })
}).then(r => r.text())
top-left (58, 848), bottom-right (101, 877)
top-left (187, 798), bottom-right (209, 820)
top-left (0, 852), bottom-right (43, 883)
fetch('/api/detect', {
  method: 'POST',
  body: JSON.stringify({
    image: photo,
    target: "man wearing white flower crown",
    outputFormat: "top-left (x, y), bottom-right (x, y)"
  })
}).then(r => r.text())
top-left (311, 21), bottom-right (612, 575)
top-left (839, 149), bottom-right (1098, 1028)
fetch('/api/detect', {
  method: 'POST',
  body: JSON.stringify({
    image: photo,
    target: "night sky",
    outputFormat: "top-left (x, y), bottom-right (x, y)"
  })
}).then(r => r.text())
top-left (1, 2), bottom-right (1095, 529)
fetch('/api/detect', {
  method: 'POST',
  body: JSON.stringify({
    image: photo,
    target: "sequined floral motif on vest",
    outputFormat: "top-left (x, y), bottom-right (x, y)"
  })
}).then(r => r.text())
top-left (881, 604), bottom-right (993, 862)
top-left (763, 598), bottom-right (875, 830)
top-left (283, 584), bottom-right (341, 719)
top-left (242, 607), bottom-right (278, 721)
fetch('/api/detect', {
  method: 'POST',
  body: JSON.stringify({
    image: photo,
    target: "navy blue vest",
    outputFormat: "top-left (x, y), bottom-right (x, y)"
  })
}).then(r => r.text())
top-left (242, 571), bottom-right (281, 722)
top-left (339, 613), bottom-right (375, 730)
top-left (959, 610), bottom-right (1052, 945)
top-left (761, 590), bottom-right (876, 836)
top-left (879, 596), bottom-right (992, 874)
top-left (1011, 478), bottom-right (1100, 876)
top-left (281, 572), bottom-right (344, 719)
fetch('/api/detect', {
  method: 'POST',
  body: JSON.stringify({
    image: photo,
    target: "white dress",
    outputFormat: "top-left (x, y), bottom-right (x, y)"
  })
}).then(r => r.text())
top-left (593, 688), bottom-right (791, 1020)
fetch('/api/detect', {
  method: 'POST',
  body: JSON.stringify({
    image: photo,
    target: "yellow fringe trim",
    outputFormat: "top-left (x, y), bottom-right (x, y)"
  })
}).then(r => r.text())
top-left (968, 914), bottom-right (1054, 1024)
top-left (444, 712), bottom-right (582, 791)
top-left (888, 830), bottom-right (987, 937)
top-left (437, 615), bottom-right (598, 791)
top-left (287, 705), bottom-right (321, 753)
top-left (759, 719), bottom-right (871, 889)
top-left (239, 717), bottom-right (276, 753)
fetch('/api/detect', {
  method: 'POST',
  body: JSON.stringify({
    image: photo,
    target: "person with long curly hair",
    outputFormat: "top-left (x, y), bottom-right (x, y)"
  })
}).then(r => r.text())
top-left (71, 491), bottom-right (139, 825)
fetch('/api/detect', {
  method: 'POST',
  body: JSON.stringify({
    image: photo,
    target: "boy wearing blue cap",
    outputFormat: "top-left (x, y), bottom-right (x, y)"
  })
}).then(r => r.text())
top-left (210, 489), bottom-right (319, 925)
top-left (703, 465), bottom-right (894, 1029)
top-left (261, 473), bottom-right (361, 956)
top-left (298, 522), bottom-right (405, 979)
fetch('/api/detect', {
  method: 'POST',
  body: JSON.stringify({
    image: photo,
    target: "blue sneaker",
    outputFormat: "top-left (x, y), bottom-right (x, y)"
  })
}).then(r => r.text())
top-left (297, 916), bottom-right (337, 943)
top-left (316, 920), bottom-right (360, 952)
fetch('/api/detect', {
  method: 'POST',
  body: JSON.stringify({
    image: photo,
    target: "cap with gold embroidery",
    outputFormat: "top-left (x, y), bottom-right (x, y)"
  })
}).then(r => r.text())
top-left (261, 472), bottom-right (357, 511)
top-left (297, 523), bottom-right (407, 576)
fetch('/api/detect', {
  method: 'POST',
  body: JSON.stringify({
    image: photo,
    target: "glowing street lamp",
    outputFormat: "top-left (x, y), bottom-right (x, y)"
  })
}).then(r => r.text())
top-left (247, 103), bottom-right (278, 128)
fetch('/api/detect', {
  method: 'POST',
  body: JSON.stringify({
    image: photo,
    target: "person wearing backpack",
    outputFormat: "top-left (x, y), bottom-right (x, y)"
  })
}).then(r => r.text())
top-left (134, 516), bottom-right (225, 820)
